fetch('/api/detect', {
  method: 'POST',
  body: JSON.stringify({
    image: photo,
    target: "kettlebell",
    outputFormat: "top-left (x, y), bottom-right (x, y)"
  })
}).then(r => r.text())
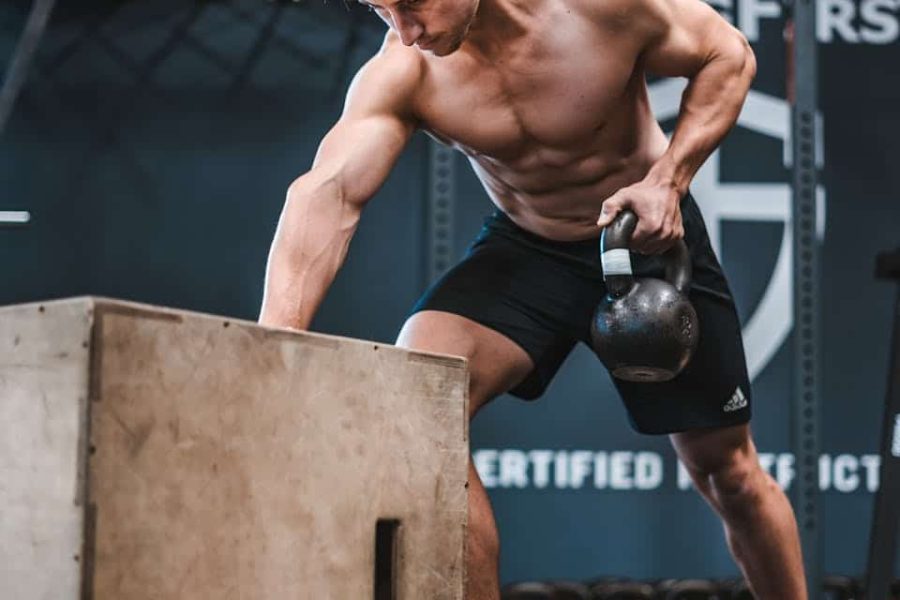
top-left (590, 210), bottom-right (699, 382)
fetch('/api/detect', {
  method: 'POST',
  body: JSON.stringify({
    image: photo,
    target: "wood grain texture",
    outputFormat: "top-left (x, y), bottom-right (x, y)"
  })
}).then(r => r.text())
top-left (1, 297), bottom-right (468, 599)
top-left (0, 298), bottom-right (93, 600)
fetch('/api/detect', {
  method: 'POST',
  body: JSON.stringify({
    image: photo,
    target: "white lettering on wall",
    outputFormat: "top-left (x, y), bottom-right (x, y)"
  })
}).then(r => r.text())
top-left (820, 0), bottom-right (862, 43)
top-left (635, 453), bottom-right (665, 490)
top-left (498, 450), bottom-right (529, 489)
top-left (677, 460), bottom-right (693, 491)
top-left (739, 0), bottom-right (782, 41)
top-left (475, 449), bottom-right (498, 488)
top-left (610, 452), bottom-right (634, 490)
top-left (892, 414), bottom-right (900, 458)
top-left (833, 454), bottom-right (861, 492)
top-left (705, 0), bottom-right (900, 44)
top-left (472, 450), bottom-right (666, 491)
top-left (474, 449), bottom-right (883, 492)
top-left (530, 450), bottom-right (553, 489)
top-left (861, 0), bottom-right (900, 43)
top-left (569, 451), bottom-right (594, 489)
top-left (860, 455), bottom-right (881, 491)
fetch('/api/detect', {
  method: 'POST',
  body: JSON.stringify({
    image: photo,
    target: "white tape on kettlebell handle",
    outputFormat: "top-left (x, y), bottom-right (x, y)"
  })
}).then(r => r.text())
top-left (601, 248), bottom-right (633, 278)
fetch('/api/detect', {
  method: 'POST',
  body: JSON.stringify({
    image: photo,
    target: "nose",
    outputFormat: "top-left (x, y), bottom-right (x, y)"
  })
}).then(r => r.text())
top-left (391, 11), bottom-right (424, 46)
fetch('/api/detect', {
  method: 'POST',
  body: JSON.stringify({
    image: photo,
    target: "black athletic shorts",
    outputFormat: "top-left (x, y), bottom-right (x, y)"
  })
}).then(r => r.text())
top-left (409, 191), bottom-right (752, 435)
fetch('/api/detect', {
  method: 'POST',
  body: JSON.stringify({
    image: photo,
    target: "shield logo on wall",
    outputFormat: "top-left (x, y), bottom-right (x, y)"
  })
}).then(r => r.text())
top-left (649, 79), bottom-right (826, 381)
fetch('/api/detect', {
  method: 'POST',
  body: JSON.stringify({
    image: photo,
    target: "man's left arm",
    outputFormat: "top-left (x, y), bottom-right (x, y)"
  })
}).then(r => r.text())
top-left (597, 0), bottom-right (757, 254)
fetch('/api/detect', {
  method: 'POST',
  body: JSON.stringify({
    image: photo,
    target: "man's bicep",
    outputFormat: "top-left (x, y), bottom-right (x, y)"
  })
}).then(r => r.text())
top-left (308, 48), bottom-right (419, 206)
top-left (639, 0), bottom-right (749, 78)
top-left (311, 112), bottom-right (413, 207)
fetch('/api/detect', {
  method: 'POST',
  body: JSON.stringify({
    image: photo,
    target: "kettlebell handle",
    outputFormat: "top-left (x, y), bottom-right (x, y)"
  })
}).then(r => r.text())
top-left (600, 209), bottom-right (692, 296)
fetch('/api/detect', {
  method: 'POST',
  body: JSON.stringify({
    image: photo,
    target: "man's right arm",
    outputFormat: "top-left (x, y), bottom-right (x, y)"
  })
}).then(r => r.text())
top-left (259, 47), bottom-right (420, 330)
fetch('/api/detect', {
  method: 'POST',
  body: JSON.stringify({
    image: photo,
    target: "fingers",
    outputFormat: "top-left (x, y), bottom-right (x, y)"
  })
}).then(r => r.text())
top-left (596, 193), bottom-right (628, 228)
top-left (597, 188), bottom-right (685, 254)
top-left (630, 208), bottom-right (684, 255)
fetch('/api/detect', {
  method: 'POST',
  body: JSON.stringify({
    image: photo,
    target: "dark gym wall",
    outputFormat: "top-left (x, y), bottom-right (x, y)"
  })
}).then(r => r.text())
top-left (2, 0), bottom-right (899, 585)
top-left (0, 0), bottom-right (428, 343)
top-left (465, 1), bottom-right (900, 582)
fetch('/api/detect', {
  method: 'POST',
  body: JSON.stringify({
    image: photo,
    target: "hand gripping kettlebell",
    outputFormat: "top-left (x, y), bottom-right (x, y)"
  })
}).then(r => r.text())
top-left (590, 210), bottom-right (700, 382)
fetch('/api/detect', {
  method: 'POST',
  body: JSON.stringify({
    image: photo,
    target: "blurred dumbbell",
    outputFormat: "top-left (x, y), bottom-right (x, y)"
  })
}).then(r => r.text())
top-left (590, 580), bottom-right (655, 599)
top-left (549, 581), bottom-right (591, 600)
top-left (717, 578), bottom-right (752, 600)
top-left (823, 575), bottom-right (860, 600)
top-left (655, 579), bottom-right (722, 600)
top-left (502, 582), bottom-right (556, 600)
top-left (652, 579), bottom-right (680, 599)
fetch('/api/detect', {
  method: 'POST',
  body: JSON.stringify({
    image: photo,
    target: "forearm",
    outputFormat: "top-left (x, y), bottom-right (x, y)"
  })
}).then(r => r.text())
top-left (258, 175), bottom-right (362, 330)
top-left (646, 39), bottom-right (757, 194)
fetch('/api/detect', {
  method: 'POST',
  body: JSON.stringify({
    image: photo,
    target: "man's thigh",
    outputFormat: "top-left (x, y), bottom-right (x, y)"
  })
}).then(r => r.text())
top-left (396, 310), bottom-right (534, 419)
top-left (607, 287), bottom-right (753, 435)
top-left (607, 192), bottom-right (753, 435)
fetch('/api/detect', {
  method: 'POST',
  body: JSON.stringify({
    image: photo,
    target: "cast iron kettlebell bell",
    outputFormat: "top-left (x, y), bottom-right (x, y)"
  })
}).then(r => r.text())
top-left (590, 210), bottom-right (699, 382)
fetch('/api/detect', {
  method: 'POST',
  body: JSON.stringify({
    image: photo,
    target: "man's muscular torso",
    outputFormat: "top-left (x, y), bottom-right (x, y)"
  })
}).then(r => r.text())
top-left (260, 0), bottom-right (752, 339)
top-left (376, 0), bottom-right (671, 241)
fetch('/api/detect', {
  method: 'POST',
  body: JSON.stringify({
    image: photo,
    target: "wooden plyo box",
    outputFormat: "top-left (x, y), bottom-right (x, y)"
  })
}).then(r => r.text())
top-left (0, 298), bottom-right (468, 600)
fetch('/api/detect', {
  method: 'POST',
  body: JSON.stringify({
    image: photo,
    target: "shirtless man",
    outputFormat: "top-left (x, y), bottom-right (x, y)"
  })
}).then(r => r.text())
top-left (258, 0), bottom-right (806, 597)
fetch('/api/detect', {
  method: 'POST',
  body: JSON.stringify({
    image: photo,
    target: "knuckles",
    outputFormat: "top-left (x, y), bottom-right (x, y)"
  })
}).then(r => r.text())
top-left (609, 193), bottom-right (685, 250)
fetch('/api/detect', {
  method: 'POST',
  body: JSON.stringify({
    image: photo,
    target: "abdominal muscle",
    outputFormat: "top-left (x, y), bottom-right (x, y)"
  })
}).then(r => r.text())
top-left (470, 97), bottom-right (671, 242)
top-left (423, 80), bottom-right (672, 242)
top-left (389, 0), bottom-right (682, 242)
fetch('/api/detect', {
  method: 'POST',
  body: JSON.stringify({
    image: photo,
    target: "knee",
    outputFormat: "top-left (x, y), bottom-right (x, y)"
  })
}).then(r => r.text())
top-left (699, 457), bottom-right (770, 521)
top-left (675, 425), bottom-right (772, 521)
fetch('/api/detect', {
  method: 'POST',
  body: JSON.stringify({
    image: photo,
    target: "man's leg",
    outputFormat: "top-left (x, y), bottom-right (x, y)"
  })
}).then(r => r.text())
top-left (397, 310), bottom-right (534, 600)
top-left (671, 423), bottom-right (807, 600)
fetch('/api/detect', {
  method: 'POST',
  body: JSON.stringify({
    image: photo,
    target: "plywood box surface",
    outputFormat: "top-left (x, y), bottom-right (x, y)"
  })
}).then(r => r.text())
top-left (0, 297), bottom-right (468, 600)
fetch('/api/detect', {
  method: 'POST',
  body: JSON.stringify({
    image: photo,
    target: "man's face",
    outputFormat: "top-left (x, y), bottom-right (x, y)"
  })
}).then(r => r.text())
top-left (359, 0), bottom-right (479, 56)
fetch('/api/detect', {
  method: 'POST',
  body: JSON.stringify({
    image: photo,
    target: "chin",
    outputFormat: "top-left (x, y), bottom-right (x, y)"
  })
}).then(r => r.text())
top-left (430, 43), bottom-right (458, 57)
top-left (432, 32), bottom-right (466, 56)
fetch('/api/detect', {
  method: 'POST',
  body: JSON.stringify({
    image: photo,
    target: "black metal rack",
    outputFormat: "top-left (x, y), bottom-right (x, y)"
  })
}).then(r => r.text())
top-left (786, 0), bottom-right (824, 592)
top-left (865, 248), bottom-right (900, 599)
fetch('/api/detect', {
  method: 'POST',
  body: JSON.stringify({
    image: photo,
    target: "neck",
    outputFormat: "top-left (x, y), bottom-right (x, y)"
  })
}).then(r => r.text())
top-left (464, 0), bottom-right (533, 54)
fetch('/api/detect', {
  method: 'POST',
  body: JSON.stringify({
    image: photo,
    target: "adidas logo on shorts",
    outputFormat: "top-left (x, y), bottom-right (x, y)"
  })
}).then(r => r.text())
top-left (723, 387), bottom-right (748, 413)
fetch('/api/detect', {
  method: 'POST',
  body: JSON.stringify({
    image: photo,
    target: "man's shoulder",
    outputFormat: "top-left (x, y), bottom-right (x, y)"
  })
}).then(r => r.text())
top-left (354, 33), bottom-right (425, 95)
top-left (571, 0), bottom-right (667, 33)
top-left (344, 33), bottom-right (426, 120)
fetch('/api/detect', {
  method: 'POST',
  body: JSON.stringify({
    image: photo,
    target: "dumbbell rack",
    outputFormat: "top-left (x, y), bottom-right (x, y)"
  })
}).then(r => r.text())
top-left (865, 248), bottom-right (900, 599)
